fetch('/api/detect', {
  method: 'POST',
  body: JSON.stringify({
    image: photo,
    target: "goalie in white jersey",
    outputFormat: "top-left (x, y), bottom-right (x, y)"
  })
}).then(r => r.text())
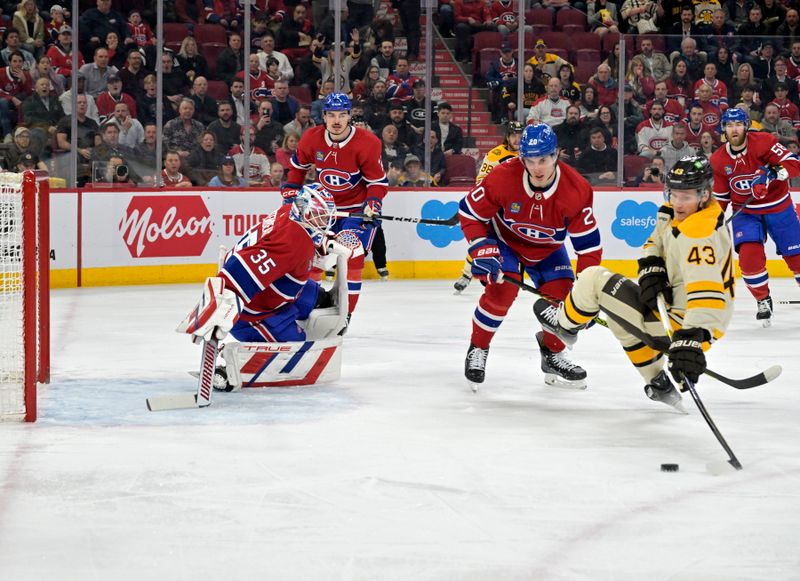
top-left (533, 156), bottom-right (735, 412)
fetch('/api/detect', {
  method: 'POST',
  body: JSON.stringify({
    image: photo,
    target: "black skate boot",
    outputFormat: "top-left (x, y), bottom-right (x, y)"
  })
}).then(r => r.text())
top-left (454, 273), bottom-right (472, 294)
top-left (532, 299), bottom-right (581, 348)
top-left (644, 370), bottom-right (687, 413)
top-left (465, 344), bottom-right (489, 392)
top-left (756, 295), bottom-right (773, 327)
top-left (536, 332), bottom-right (587, 389)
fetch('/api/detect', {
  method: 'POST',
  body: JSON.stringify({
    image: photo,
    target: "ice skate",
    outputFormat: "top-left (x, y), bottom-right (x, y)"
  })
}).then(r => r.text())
top-left (377, 267), bottom-right (389, 281)
top-left (453, 273), bottom-right (472, 294)
top-left (465, 344), bottom-right (488, 392)
top-left (536, 332), bottom-right (587, 389)
top-left (532, 299), bottom-right (581, 348)
top-left (644, 370), bottom-right (687, 413)
top-left (756, 295), bottom-right (773, 327)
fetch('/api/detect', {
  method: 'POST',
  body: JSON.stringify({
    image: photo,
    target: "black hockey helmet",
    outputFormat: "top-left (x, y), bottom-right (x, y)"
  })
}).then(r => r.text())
top-left (665, 155), bottom-right (713, 206)
top-left (506, 120), bottom-right (525, 136)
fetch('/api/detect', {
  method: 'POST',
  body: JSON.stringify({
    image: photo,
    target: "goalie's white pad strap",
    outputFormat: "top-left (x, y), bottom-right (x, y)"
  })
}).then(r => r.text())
top-left (221, 337), bottom-right (343, 388)
top-left (176, 277), bottom-right (240, 341)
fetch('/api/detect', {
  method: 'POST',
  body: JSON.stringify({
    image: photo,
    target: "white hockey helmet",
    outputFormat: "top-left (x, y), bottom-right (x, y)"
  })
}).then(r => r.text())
top-left (290, 183), bottom-right (336, 245)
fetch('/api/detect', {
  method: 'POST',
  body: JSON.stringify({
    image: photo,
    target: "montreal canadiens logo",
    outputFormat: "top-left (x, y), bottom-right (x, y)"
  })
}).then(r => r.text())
top-left (703, 112), bottom-right (720, 125)
top-left (730, 173), bottom-right (758, 195)
top-left (318, 168), bottom-right (355, 192)
top-left (649, 137), bottom-right (668, 150)
top-left (510, 222), bottom-right (557, 241)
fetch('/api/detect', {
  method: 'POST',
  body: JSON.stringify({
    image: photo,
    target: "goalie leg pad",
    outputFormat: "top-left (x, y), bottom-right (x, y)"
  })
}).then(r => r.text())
top-left (221, 337), bottom-right (343, 388)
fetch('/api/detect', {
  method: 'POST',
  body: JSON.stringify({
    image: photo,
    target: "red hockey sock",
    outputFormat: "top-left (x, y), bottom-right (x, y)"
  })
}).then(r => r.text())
top-left (470, 275), bottom-right (520, 349)
top-left (738, 242), bottom-right (770, 300)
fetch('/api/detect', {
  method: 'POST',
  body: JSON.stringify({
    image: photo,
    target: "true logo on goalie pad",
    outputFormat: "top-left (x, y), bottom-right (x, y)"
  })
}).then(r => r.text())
top-left (222, 339), bottom-right (342, 388)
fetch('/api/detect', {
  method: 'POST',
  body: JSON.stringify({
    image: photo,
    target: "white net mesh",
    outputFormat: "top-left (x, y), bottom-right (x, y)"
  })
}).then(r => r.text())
top-left (0, 172), bottom-right (25, 420)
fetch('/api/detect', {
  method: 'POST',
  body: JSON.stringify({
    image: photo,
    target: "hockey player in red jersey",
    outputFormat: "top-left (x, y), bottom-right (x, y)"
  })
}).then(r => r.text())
top-left (283, 92), bottom-right (388, 319)
top-left (712, 107), bottom-right (800, 325)
top-left (459, 123), bottom-right (603, 390)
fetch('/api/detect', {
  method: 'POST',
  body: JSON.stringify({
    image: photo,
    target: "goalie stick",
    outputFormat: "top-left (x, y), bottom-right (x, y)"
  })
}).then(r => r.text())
top-left (501, 276), bottom-right (782, 390)
top-left (334, 210), bottom-right (459, 226)
top-left (776, 300), bottom-right (800, 305)
top-left (657, 294), bottom-right (743, 474)
top-left (146, 334), bottom-right (219, 411)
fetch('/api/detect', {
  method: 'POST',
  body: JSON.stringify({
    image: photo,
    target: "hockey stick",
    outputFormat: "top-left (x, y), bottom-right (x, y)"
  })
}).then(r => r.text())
top-left (657, 294), bottom-right (743, 473)
top-left (777, 300), bottom-right (800, 305)
top-left (726, 193), bottom-right (755, 225)
top-left (334, 210), bottom-right (459, 226)
top-left (147, 334), bottom-right (219, 411)
top-left (504, 275), bottom-right (781, 390)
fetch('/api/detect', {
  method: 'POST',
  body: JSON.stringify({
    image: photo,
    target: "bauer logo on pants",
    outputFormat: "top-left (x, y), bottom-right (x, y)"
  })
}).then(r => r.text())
top-left (119, 195), bottom-right (212, 258)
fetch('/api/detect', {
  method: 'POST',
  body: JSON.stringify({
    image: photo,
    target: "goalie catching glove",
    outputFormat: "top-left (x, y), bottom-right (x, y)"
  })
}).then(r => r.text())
top-left (667, 328), bottom-right (708, 384)
top-left (176, 277), bottom-right (240, 342)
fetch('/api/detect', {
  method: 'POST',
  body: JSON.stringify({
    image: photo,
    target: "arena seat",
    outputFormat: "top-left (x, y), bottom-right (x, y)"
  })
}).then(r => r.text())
top-left (623, 155), bottom-right (651, 185)
top-left (444, 154), bottom-right (477, 185)
top-left (195, 23), bottom-right (227, 45)
top-left (163, 23), bottom-right (189, 44)
top-left (555, 8), bottom-right (588, 31)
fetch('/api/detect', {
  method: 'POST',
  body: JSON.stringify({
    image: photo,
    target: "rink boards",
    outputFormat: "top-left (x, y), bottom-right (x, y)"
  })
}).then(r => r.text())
top-left (46, 187), bottom-right (800, 287)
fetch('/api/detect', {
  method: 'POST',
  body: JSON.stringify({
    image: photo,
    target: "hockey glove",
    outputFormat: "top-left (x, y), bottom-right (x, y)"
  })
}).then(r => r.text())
top-left (751, 166), bottom-right (777, 199)
top-left (468, 238), bottom-right (503, 283)
top-left (638, 256), bottom-right (672, 311)
top-left (667, 328), bottom-right (708, 384)
top-left (281, 187), bottom-right (299, 204)
top-left (361, 197), bottom-right (382, 228)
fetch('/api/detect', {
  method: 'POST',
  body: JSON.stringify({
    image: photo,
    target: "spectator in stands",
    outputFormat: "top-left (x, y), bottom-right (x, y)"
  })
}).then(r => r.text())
top-left (728, 62), bottom-right (759, 108)
top-left (386, 101), bottom-right (417, 149)
top-left (309, 78), bottom-right (335, 125)
top-left (274, 131), bottom-right (298, 172)
top-left (694, 62), bottom-right (728, 110)
top-left (527, 76), bottom-right (570, 126)
top-left (352, 65), bottom-right (380, 102)
top-left (398, 153), bottom-right (436, 186)
top-left (762, 0), bottom-right (785, 34)
top-left (176, 36), bottom-right (209, 86)
top-left (117, 48), bottom-right (144, 99)
top-left (637, 100), bottom-right (673, 158)
top-left (216, 32), bottom-right (245, 86)
top-left (613, 84), bottom-right (644, 154)
top-left (588, 62), bottom-right (618, 107)
top-left (269, 79), bottom-right (299, 125)
top-left (659, 123), bottom-right (695, 172)
top-left (635, 154), bottom-right (666, 186)
top-left (185, 131), bottom-right (222, 186)
top-left (78, 47), bottom-right (117, 97)
top-left (487, 43), bottom-right (519, 121)
top-left (646, 81), bottom-right (685, 123)
top-left (698, 130), bottom-right (716, 156)
top-left (283, 103), bottom-right (314, 138)
top-left (626, 55), bottom-right (656, 103)
top-left (227, 78), bottom-right (248, 126)
top-left (370, 39), bottom-right (397, 74)
top-left (666, 58), bottom-right (694, 107)
top-left (98, 154), bottom-right (140, 186)
top-left (21, 76), bottom-right (63, 148)
top-left (164, 98), bottom-right (205, 158)
top-left (208, 155), bottom-right (246, 187)
top-left (109, 101), bottom-right (143, 148)
top-left (576, 126), bottom-right (616, 185)
top-left (723, 0), bottom-right (751, 29)
top-left (55, 93), bottom-right (99, 181)
top-left (257, 31), bottom-right (293, 82)
top-left (700, 9), bottom-right (736, 60)
top-left (161, 149), bottom-right (193, 188)
top-left (434, 101), bottom-right (464, 155)
top-left (127, 9), bottom-right (154, 49)
top-left (96, 73), bottom-right (136, 120)
top-left (135, 73), bottom-right (174, 126)
top-left (404, 79), bottom-right (432, 139)
top-left (412, 129), bottom-right (446, 185)
top-left (386, 56), bottom-right (416, 101)
top-left (668, 5), bottom-right (704, 55)
top-left (188, 76), bottom-right (217, 127)
top-left (4, 127), bottom-right (44, 171)
top-left (2, 29), bottom-right (36, 70)
top-left (692, 83), bottom-right (723, 128)
top-left (491, 0), bottom-right (531, 36)
top-left (30, 55), bottom-right (64, 96)
top-left (131, 122), bottom-right (157, 176)
top-left (277, 4), bottom-right (314, 60)
top-left (380, 123), bottom-right (409, 171)
top-left (555, 63), bottom-right (580, 104)
top-left (253, 99), bottom-right (283, 156)
top-left (527, 39), bottom-right (572, 82)
top-left (364, 78), bottom-right (390, 130)
top-left (45, 5), bottom-right (67, 46)
top-left (79, 0), bottom-right (132, 58)
top-left (229, 126), bottom-right (270, 186)
top-left (735, 5), bottom-right (768, 65)
top-left (710, 45), bottom-right (735, 88)
top-left (578, 85), bottom-right (599, 121)
top-left (0, 51), bottom-right (32, 143)
top-left (635, 38), bottom-right (670, 84)
top-left (104, 31), bottom-right (127, 70)
top-left (202, 0), bottom-right (239, 32)
top-left (672, 38), bottom-right (707, 84)
top-left (760, 102), bottom-right (798, 146)
top-left (12, 0), bottom-right (45, 59)
top-left (237, 53), bottom-right (275, 101)
top-left (684, 102), bottom-right (716, 149)
top-left (751, 40), bottom-right (777, 81)
top-left (453, 0), bottom-right (496, 63)
top-left (762, 57), bottom-right (797, 105)
top-left (268, 161), bottom-right (284, 187)
top-left (91, 121), bottom-right (132, 163)
top-left (591, 105), bottom-right (618, 146)
top-left (775, 9), bottom-right (800, 54)
top-left (621, 0), bottom-right (658, 34)
top-left (601, 41), bottom-right (620, 81)
top-left (502, 62), bottom-right (545, 121)
top-left (769, 82), bottom-right (800, 128)
top-left (46, 26), bottom-right (83, 81)
top-left (161, 52), bottom-right (189, 112)
top-left (587, 0), bottom-right (620, 39)
top-left (554, 104), bottom-right (584, 166)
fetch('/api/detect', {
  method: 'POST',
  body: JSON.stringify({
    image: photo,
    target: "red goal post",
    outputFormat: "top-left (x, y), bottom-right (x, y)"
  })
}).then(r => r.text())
top-left (0, 170), bottom-right (49, 422)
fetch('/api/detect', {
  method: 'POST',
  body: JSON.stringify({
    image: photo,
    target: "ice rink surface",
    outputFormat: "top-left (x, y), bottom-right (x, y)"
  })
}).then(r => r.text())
top-left (1, 277), bottom-right (799, 581)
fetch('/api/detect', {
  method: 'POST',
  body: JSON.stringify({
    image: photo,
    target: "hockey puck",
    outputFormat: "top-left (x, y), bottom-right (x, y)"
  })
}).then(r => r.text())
top-left (660, 463), bottom-right (679, 472)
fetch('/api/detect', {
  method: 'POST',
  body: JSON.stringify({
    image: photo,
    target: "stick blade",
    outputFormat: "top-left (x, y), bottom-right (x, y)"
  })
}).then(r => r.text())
top-left (706, 458), bottom-right (743, 476)
top-left (146, 393), bottom-right (205, 412)
top-left (762, 365), bottom-right (782, 383)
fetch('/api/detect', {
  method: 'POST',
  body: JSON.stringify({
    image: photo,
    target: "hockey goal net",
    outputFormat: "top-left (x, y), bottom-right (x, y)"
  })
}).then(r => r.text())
top-left (0, 171), bottom-right (49, 422)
